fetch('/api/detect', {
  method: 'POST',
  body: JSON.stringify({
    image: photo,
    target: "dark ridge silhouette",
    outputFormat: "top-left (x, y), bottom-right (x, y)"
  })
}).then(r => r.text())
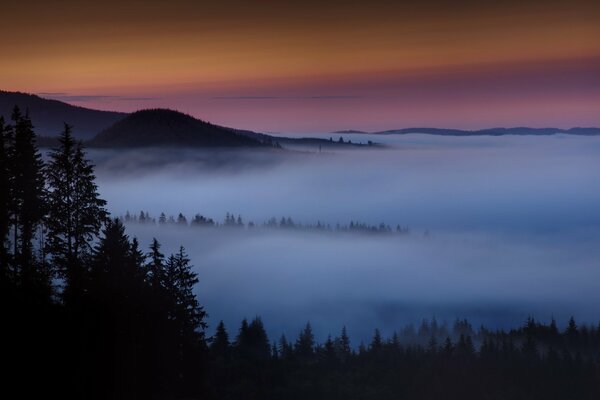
top-left (373, 126), bottom-right (600, 135)
top-left (0, 90), bottom-right (126, 139)
top-left (88, 108), bottom-right (267, 148)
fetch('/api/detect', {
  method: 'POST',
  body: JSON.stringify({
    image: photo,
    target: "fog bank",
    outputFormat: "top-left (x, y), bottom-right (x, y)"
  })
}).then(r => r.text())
top-left (91, 134), bottom-right (600, 342)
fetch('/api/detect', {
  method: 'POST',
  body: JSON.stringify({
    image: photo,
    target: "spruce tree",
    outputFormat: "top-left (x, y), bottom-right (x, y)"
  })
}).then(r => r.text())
top-left (165, 246), bottom-right (207, 339)
top-left (91, 219), bottom-right (141, 295)
top-left (234, 317), bottom-right (270, 361)
top-left (370, 328), bottom-right (383, 353)
top-left (163, 246), bottom-right (207, 384)
top-left (146, 238), bottom-right (166, 289)
top-left (0, 117), bottom-right (10, 274)
top-left (337, 326), bottom-right (351, 359)
top-left (46, 123), bottom-right (107, 301)
top-left (295, 322), bottom-right (315, 359)
top-left (89, 219), bottom-right (151, 398)
top-left (8, 107), bottom-right (47, 291)
top-left (279, 334), bottom-right (293, 360)
top-left (211, 320), bottom-right (230, 358)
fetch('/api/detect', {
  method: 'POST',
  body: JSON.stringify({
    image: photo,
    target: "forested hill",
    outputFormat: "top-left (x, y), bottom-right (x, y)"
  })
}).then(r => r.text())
top-left (1, 91), bottom-right (367, 149)
top-left (88, 109), bottom-right (267, 148)
top-left (0, 90), bottom-right (126, 139)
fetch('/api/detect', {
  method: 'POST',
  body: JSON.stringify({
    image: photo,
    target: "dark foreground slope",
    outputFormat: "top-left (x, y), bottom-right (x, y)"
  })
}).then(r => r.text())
top-left (0, 90), bottom-right (126, 139)
top-left (88, 108), bottom-right (266, 148)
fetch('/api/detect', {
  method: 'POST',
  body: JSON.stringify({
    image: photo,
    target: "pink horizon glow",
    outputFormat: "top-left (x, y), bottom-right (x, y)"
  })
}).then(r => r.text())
top-left (38, 57), bottom-right (600, 133)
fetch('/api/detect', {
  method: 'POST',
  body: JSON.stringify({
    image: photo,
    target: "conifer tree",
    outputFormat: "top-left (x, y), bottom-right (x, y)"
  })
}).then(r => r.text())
top-left (337, 326), bottom-right (351, 358)
top-left (370, 328), bottom-right (383, 353)
top-left (9, 107), bottom-right (47, 290)
top-left (279, 334), bottom-right (293, 360)
top-left (159, 212), bottom-right (167, 225)
top-left (234, 317), bottom-right (270, 361)
top-left (165, 246), bottom-right (207, 340)
top-left (146, 238), bottom-right (166, 289)
top-left (46, 124), bottom-right (107, 301)
top-left (162, 246), bottom-right (207, 387)
top-left (91, 219), bottom-right (141, 296)
top-left (0, 117), bottom-right (10, 274)
top-left (295, 322), bottom-right (315, 359)
top-left (211, 320), bottom-right (230, 358)
top-left (89, 219), bottom-right (152, 398)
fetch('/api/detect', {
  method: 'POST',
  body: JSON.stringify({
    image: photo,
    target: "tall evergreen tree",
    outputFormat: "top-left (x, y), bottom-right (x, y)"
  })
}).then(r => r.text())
top-left (211, 320), bottom-right (230, 358)
top-left (88, 218), bottom-right (151, 398)
top-left (164, 246), bottom-right (207, 340)
top-left (146, 238), bottom-right (165, 288)
top-left (337, 326), bottom-right (351, 359)
top-left (163, 246), bottom-right (208, 386)
top-left (234, 317), bottom-right (270, 361)
top-left (90, 219), bottom-right (143, 298)
top-left (8, 107), bottom-right (47, 291)
top-left (159, 212), bottom-right (167, 225)
top-left (279, 334), bottom-right (293, 360)
top-left (370, 328), bottom-right (383, 353)
top-left (295, 322), bottom-right (315, 359)
top-left (0, 117), bottom-right (10, 275)
top-left (46, 123), bottom-right (107, 301)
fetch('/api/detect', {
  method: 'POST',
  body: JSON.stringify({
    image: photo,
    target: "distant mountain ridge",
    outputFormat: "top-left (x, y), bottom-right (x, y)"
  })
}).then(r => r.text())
top-left (372, 127), bottom-right (600, 136)
top-left (1, 90), bottom-right (374, 149)
top-left (90, 109), bottom-right (370, 149)
top-left (4, 90), bottom-right (598, 149)
top-left (0, 90), bottom-right (126, 139)
top-left (89, 109), bottom-right (266, 148)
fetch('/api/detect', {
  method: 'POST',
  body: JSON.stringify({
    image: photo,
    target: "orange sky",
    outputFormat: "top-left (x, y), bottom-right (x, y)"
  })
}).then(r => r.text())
top-left (1, 0), bottom-right (599, 131)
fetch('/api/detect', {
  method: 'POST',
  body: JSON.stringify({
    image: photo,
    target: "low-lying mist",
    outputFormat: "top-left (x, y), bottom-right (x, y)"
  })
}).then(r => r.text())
top-left (90, 134), bottom-right (600, 343)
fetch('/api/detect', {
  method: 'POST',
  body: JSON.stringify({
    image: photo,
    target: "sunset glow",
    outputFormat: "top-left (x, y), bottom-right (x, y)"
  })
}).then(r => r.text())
top-left (2, 0), bottom-right (599, 131)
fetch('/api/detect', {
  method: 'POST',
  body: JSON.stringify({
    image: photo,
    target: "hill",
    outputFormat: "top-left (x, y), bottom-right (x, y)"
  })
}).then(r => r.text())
top-left (88, 109), bottom-right (266, 148)
top-left (0, 90), bottom-right (126, 139)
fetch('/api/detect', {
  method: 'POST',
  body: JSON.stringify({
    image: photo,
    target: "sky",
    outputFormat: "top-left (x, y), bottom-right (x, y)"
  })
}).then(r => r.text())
top-left (1, 0), bottom-right (599, 132)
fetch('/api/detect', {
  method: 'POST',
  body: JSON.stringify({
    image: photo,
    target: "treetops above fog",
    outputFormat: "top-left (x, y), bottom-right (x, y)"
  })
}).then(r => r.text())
top-left (122, 210), bottom-right (412, 235)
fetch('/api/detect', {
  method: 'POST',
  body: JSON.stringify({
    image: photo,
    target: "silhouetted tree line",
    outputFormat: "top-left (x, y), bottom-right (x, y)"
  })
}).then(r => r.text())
top-left (2, 107), bottom-right (600, 399)
top-left (122, 210), bottom-right (411, 235)
top-left (204, 316), bottom-right (600, 400)
top-left (1, 108), bottom-right (207, 399)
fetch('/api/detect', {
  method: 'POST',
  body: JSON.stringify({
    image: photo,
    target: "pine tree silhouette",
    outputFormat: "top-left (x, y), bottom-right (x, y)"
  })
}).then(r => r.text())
top-left (46, 123), bottom-right (107, 303)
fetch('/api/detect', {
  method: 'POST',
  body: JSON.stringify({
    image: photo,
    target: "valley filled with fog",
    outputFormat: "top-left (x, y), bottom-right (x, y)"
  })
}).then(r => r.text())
top-left (91, 134), bottom-right (600, 343)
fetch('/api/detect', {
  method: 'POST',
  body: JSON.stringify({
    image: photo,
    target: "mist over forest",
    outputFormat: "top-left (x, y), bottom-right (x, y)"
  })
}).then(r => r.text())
top-left (89, 133), bottom-right (600, 343)
top-left (4, 105), bottom-right (600, 399)
top-left (4, 0), bottom-right (600, 396)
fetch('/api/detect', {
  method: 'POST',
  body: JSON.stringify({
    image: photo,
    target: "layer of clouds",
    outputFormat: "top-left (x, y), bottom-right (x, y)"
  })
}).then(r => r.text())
top-left (91, 134), bottom-right (600, 342)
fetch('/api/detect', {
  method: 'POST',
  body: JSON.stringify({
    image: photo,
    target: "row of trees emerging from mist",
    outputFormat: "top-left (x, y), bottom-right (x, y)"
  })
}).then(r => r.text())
top-left (123, 210), bottom-right (411, 235)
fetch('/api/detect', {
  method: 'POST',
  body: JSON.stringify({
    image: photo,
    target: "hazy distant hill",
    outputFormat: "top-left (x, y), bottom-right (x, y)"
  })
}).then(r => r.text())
top-left (373, 127), bottom-right (600, 136)
top-left (0, 90), bottom-right (367, 149)
top-left (88, 109), bottom-right (266, 148)
top-left (0, 90), bottom-right (126, 139)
